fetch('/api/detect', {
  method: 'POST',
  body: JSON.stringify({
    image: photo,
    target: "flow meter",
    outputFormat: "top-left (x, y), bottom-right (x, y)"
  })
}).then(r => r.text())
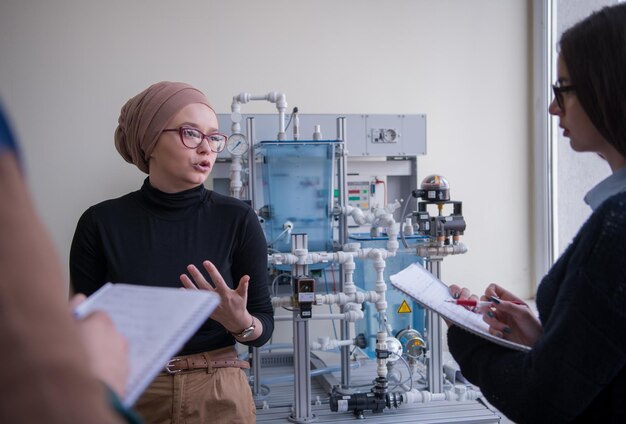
top-left (295, 277), bottom-right (315, 319)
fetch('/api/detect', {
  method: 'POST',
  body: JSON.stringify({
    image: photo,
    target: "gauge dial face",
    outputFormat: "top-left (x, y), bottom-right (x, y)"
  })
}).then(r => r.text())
top-left (226, 133), bottom-right (249, 155)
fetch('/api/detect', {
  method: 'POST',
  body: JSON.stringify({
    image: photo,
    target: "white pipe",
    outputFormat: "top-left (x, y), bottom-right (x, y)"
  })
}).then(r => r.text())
top-left (230, 91), bottom-right (288, 140)
top-left (342, 255), bottom-right (356, 297)
top-left (272, 293), bottom-right (369, 317)
top-left (403, 390), bottom-right (446, 404)
top-left (293, 248), bottom-right (308, 265)
top-left (370, 250), bottom-right (389, 318)
top-left (386, 222), bottom-right (400, 255)
top-left (345, 205), bottom-right (375, 226)
top-left (273, 309), bottom-right (363, 322)
top-left (401, 385), bottom-right (483, 405)
top-left (267, 247), bottom-right (397, 268)
top-left (310, 337), bottom-right (355, 351)
top-left (267, 252), bottom-right (299, 266)
top-left (343, 203), bottom-right (401, 235)
top-left (272, 296), bottom-right (293, 308)
top-left (314, 290), bottom-right (381, 307)
top-left (274, 92), bottom-right (287, 140)
top-left (229, 155), bottom-right (243, 199)
top-left (376, 330), bottom-right (388, 379)
top-left (370, 253), bottom-right (390, 380)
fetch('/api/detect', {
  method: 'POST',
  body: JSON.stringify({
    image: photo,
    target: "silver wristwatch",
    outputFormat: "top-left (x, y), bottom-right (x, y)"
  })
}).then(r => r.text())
top-left (231, 319), bottom-right (255, 339)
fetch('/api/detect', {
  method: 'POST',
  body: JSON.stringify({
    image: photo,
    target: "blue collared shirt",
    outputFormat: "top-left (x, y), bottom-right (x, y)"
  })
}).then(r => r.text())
top-left (584, 166), bottom-right (626, 211)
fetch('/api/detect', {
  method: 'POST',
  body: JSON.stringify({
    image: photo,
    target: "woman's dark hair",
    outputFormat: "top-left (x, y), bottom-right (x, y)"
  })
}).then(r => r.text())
top-left (559, 3), bottom-right (626, 156)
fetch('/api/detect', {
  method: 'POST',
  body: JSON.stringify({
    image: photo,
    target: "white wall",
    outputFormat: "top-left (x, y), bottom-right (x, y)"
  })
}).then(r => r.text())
top-left (0, 0), bottom-right (533, 298)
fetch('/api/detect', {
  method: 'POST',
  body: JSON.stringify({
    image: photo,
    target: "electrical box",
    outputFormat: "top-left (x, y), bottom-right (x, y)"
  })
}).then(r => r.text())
top-left (216, 113), bottom-right (426, 157)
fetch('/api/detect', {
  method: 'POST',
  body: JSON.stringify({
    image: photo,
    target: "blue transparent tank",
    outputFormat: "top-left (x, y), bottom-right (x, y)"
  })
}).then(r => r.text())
top-left (257, 141), bottom-right (336, 254)
top-left (349, 233), bottom-right (427, 358)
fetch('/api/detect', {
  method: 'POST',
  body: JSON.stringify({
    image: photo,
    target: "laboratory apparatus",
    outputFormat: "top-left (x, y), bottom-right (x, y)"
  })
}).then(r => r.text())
top-left (209, 92), bottom-right (498, 423)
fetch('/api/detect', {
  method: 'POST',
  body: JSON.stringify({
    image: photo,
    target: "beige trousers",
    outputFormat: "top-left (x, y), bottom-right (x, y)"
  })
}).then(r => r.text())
top-left (134, 354), bottom-right (256, 424)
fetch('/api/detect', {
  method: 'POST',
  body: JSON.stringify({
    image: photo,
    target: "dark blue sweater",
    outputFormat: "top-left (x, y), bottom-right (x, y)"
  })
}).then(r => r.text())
top-left (70, 179), bottom-right (274, 354)
top-left (448, 192), bottom-right (626, 423)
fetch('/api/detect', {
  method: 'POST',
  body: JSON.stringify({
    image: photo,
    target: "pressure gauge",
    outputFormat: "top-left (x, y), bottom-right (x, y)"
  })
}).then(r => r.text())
top-left (226, 133), bottom-right (249, 155)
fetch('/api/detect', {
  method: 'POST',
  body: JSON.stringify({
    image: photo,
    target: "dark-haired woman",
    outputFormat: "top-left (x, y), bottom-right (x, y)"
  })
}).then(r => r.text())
top-left (447, 4), bottom-right (626, 423)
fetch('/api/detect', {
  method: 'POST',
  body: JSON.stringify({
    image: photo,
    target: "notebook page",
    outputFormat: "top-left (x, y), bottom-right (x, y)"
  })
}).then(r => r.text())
top-left (74, 283), bottom-right (221, 406)
top-left (389, 263), bottom-right (531, 352)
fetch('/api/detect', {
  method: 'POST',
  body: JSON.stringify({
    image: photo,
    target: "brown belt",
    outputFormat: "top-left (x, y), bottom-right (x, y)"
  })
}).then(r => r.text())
top-left (164, 352), bottom-right (249, 374)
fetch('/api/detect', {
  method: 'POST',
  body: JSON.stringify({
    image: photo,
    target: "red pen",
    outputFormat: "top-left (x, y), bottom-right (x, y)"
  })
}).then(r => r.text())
top-left (445, 299), bottom-right (492, 308)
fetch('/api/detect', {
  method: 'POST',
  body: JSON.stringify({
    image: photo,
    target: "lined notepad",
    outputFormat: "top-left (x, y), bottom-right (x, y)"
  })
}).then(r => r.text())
top-left (389, 263), bottom-right (531, 352)
top-left (73, 283), bottom-right (221, 406)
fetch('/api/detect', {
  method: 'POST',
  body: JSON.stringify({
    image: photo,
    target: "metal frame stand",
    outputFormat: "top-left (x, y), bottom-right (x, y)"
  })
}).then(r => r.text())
top-left (335, 117), bottom-right (351, 389)
top-left (289, 233), bottom-right (317, 423)
top-left (425, 257), bottom-right (444, 393)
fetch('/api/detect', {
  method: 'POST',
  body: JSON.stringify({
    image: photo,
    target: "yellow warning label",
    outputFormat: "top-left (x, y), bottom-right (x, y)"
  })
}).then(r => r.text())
top-left (397, 300), bottom-right (412, 314)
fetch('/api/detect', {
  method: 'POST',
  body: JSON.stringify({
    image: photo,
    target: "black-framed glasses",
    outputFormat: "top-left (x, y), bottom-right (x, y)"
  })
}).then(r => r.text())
top-left (552, 82), bottom-right (576, 110)
top-left (162, 126), bottom-right (226, 153)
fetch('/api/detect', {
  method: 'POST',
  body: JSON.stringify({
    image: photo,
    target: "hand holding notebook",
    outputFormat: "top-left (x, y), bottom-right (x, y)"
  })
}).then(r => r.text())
top-left (73, 283), bottom-right (221, 406)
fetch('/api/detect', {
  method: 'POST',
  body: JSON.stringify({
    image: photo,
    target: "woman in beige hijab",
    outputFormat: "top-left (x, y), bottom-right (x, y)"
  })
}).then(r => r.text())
top-left (71, 81), bottom-right (274, 424)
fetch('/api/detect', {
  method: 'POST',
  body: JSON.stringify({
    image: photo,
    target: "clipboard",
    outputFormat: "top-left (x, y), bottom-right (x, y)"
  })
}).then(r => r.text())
top-left (389, 263), bottom-right (531, 352)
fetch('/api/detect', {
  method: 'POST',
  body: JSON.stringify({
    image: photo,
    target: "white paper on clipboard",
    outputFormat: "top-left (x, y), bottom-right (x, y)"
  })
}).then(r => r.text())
top-left (389, 263), bottom-right (531, 352)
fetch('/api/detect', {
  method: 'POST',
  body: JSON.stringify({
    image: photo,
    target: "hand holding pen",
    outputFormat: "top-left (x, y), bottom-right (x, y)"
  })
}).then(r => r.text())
top-left (481, 283), bottom-right (542, 346)
top-left (445, 296), bottom-right (525, 309)
top-left (448, 283), bottom-right (541, 347)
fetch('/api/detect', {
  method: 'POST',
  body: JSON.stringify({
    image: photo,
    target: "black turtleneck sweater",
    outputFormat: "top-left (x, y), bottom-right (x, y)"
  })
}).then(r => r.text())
top-left (70, 179), bottom-right (274, 354)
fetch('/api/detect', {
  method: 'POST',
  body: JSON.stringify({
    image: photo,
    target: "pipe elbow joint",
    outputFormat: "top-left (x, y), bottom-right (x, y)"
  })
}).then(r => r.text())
top-left (367, 248), bottom-right (383, 260)
top-left (235, 92), bottom-right (250, 103)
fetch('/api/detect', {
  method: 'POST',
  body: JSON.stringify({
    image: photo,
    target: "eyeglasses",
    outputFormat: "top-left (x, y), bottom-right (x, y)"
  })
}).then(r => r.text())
top-left (552, 82), bottom-right (576, 110)
top-left (162, 126), bottom-right (226, 153)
